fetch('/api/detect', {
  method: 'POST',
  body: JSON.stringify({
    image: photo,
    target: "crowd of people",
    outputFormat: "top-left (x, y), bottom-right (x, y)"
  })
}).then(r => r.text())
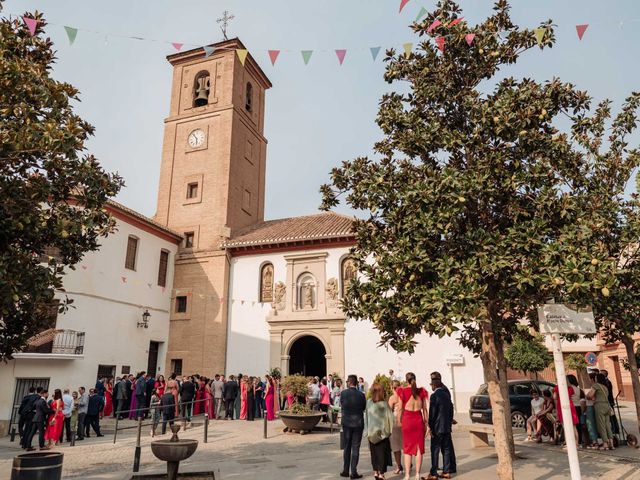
top-left (526, 368), bottom-right (621, 451)
top-left (339, 370), bottom-right (456, 480)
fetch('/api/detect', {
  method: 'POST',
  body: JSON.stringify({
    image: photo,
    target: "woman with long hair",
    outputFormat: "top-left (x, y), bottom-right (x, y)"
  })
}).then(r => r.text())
top-left (103, 378), bottom-right (113, 418)
top-left (246, 377), bottom-right (255, 421)
top-left (388, 380), bottom-right (404, 475)
top-left (128, 376), bottom-right (138, 420)
top-left (44, 389), bottom-right (64, 448)
top-left (166, 374), bottom-right (179, 417)
top-left (155, 374), bottom-right (166, 397)
top-left (239, 375), bottom-right (248, 420)
top-left (588, 373), bottom-right (614, 450)
top-left (264, 374), bottom-right (275, 421)
top-left (366, 383), bottom-right (394, 480)
top-left (205, 378), bottom-right (215, 419)
top-left (396, 372), bottom-right (428, 480)
top-left (553, 375), bottom-right (579, 446)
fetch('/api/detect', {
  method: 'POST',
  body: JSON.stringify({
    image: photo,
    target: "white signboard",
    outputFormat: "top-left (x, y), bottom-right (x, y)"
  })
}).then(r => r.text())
top-left (445, 354), bottom-right (465, 366)
top-left (537, 303), bottom-right (596, 335)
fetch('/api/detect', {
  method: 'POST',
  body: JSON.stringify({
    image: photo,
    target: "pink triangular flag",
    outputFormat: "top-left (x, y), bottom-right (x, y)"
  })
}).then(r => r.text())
top-left (399, 0), bottom-right (411, 13)
top-left (162, 287), bottom-right (166, 293)
top-left (576, 24), bottom-right (589, 40)
top-left (335, 49), bottom-right (347, 65)
top-left (465, 33), bottom-right (476, 46)
top-left (172, 43), bottom-right (183, 51)
top-left (436, 36), bottom-right (445, 52)
top-left (23, 16), bottom-right (38, 36)
top-left (427, 19), bottom-right (441, 33)
top-left (81, 265), bottom-right (88, 270)
top-left (268, 50), bottom-right (280, 65)
top-left (121, 276), bottom-right (127, 283)
top-left (448, 17), bottom-right (464, 27)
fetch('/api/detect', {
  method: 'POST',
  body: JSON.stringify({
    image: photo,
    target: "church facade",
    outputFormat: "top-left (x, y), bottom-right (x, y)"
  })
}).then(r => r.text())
top-left (153, 38), bottom-right (485, 412)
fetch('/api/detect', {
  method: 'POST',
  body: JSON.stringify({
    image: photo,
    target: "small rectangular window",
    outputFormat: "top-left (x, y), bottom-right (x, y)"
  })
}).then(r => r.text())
top-left (184, 232), bottom-right (194, 248)
top-left (186, 183), bottom-right (199, 199)
top-left (121, 365), bottom-right (131, 374)
top-left (171, 359), bottom-right (183, 375)
top-left (125, 236), bottom-right (138, 270)
top-left (175, 296), bottom-right (188, 313)
top-left (157, 250), bottom-right (169, 287)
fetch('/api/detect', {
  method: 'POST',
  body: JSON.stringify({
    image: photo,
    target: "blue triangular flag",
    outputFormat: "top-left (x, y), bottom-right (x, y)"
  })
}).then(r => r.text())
top-left (370, 46), bottom-right (381, 61)
top-left (203, 45), bottom-right (215, 57)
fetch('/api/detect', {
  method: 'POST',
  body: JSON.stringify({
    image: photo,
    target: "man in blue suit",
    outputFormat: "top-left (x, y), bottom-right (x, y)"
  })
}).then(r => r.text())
top-left (427, 377), bottom-right (454, 479)
top-left (340, 374), bottom-right (366, 479)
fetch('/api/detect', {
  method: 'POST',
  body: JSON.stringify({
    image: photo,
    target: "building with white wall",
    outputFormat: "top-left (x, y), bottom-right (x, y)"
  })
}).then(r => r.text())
top-left (0, 201), bottom-right (181, 436)
top-left (222, 213), bottom-right (484, 413)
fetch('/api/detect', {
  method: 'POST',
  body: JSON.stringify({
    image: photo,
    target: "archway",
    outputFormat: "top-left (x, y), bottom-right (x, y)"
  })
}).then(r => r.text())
top-left (288, 335), bottom-right (326, 378)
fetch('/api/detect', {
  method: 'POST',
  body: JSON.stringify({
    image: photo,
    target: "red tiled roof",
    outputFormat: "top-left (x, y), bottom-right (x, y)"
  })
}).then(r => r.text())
top-left (222, 212), bottom-right (355, 249)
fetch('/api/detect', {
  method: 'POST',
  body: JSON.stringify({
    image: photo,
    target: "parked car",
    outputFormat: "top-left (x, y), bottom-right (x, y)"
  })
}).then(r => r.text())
top-left (469, 379), bottom-right (555, 429)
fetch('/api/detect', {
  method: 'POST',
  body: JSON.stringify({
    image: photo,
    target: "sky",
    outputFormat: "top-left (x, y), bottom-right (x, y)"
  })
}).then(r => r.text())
top-left (3, 0), bottom-right (640, 220)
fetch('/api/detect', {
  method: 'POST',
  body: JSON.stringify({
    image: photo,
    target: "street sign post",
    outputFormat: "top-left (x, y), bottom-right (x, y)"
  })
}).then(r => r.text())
top-left (538, 303), bottom-right (595, 480)
top-left (584, 352), bottom-right (598, 366)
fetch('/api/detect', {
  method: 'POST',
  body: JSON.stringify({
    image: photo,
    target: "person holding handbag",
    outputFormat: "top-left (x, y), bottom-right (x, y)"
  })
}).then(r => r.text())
top-left (365, 383), bottom-right (394, 480)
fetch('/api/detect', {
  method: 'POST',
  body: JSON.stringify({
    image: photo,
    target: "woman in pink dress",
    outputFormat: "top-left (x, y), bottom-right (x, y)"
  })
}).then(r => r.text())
top-left (286, 391), bottom-right (295, 409)
top-left (103, 379), bottom-right (113, 418)
top-left (194, 377), bottom-right (204, 415)
top-left (265, 375), bottom-right (275, 421)
top-left (240, 377), bottom-right (248, 420)
top-left (128, 379), bottom-right (138, 420)
top-left (44, 389), bottom-right (64, 448)
top-left (205, 378), bottom-right (215, 418)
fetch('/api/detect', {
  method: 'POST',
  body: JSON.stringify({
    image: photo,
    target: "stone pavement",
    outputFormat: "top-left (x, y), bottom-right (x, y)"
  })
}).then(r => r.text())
top-left (2, 417), bottom-right (640, 479)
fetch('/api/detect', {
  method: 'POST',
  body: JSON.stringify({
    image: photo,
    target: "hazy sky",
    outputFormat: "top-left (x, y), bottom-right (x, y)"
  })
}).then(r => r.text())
top-left (4, 0), bottom-right (640, 219)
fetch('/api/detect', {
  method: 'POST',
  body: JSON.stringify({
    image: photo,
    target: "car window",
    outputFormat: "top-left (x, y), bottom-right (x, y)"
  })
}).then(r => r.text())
top-left (511, 383), bottom-right (531, 396)
top-left (537, 382), bottom-right (554, 394)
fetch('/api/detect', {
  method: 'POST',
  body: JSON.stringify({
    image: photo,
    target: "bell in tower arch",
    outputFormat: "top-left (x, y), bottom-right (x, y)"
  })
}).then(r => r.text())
top-left (193, 73), bottom-right (210, 107)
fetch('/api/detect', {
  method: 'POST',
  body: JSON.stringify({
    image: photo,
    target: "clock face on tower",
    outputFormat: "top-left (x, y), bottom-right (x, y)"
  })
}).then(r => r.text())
top-left (187, 129), bottom-right (206, 148)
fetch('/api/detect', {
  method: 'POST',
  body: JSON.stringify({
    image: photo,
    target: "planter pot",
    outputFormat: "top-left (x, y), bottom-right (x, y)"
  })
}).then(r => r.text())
top-left (11, 452), bottom-right (63, 480)
top-left (279, 412), bottom-right (325, 434)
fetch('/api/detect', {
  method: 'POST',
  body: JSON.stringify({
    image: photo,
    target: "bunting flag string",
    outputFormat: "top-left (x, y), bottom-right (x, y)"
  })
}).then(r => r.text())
top-left (436, 36), bottom-right (445, 53)
top-left (427, 19), bottom-right (441, 33)
top-left (64, 26), bottom-right (78, 45)
top-left (465, 33), bottom-right (476, 46)
top-left (403, 42), bottom-right (413, 58)
top-left (576, 24), bottom-right (589, 40)
top-left (203, 45), bottom-right (215, 57)
top-left (399, 0), bottom-right (411, 14)
top-left (534, 27), bottom-right (546, 46)
top-left (335, 49), bottom-right (347, 65)
top-left (415, 7), bottom-right (428, 23)
top-left (370, 46), bottom-right (381, 61)
top-left (301, 50), bottom-right (313, 65)
top-left (268, 49), bottom-right (280, 65)
top-left (22, 16), bottom-right (37, 36)
top-left (236, 48), bottom-right (248, 65)
top-left (172, 42), bottom-right (183, 51)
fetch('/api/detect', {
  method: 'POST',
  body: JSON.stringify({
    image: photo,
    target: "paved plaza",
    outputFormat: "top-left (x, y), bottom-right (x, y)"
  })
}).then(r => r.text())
top-left (3, 411), bottom-right (640, 480)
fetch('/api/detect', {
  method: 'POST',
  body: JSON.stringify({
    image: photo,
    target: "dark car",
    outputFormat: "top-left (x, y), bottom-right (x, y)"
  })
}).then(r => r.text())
top-left (469, 379), bottom-right (555, 429)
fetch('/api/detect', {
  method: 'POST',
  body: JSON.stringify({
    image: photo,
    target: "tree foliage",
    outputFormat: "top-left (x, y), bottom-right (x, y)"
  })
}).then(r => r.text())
top-left (0, 6), bottom-right (123, 360)
top-left (564, 353), bottom-right (588, 372)
top-left (505, 329), bottom-right (551, 375)
top-left (320, 0), bottom-right (640, 476)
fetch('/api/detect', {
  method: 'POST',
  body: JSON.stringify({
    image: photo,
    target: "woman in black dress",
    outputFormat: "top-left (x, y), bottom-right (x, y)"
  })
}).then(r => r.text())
top-left (246, 377), bottom-right (255, 421)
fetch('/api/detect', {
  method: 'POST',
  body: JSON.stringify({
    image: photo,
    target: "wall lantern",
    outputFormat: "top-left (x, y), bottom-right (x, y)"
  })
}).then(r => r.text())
top-left (138, 309), bottom-right (151, 329)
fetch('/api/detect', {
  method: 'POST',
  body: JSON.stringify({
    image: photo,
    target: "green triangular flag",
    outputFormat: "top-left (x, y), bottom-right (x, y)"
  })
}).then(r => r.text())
top-left (301, 50), bottom-right (313, 65)
top-left (64, 26), bottom-right (78, 45)
top-left (415, 7), bottom-right (428, 22)
top-left (534, 27), bottom-right (546, 46)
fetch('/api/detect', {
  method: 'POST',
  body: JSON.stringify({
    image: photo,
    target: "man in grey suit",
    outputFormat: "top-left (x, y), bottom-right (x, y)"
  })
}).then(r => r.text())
top-left (76, 386), bottom-right (89, 440)
top-left (212, 374), bottom-right (225, 419)
top-left (114, 376), bottom-right (128, 419)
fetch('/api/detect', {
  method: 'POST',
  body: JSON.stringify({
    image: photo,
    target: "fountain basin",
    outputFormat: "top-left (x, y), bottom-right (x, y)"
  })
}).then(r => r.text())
top-left (150, 439), bottom-right (198, 463)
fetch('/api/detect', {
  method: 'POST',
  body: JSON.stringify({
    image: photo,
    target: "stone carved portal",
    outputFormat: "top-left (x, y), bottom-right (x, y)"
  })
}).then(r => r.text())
top-left (288, 335), bottom-right (326, 377)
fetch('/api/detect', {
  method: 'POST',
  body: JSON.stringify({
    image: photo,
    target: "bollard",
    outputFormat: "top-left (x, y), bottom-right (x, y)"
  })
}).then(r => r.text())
top-left (9, 427), bottom-right (16, 442)
top-left (204, 413), bottom-right (209, 444)
top-left (113, 415), bottom-right (119, 444)
top-left (263, 414), bottom-right (267, 439)
top-left (71, 431), bottom-right (76, 447)
top-left (133, 417), bottom-right (142, 473)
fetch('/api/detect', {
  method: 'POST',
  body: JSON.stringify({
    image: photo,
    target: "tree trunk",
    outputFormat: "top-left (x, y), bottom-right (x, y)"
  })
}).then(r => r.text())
top-left (480, 320), bottom-right (515, 480)
top-left (621, 334), bottom-right (640, 436)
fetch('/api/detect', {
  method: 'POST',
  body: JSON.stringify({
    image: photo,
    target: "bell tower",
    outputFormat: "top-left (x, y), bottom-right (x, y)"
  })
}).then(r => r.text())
top-left (155, 38), bottom-right (271, 376)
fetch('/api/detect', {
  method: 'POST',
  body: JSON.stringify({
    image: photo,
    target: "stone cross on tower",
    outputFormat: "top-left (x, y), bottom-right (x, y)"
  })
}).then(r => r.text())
top-left (217, 10), bottom-right (235, 41)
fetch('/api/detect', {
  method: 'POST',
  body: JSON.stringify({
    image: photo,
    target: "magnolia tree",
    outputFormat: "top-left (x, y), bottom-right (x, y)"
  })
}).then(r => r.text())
top-left (320, 1), bottom-right (639, 477)
top-left (0, 7), bottom-right (123, 360)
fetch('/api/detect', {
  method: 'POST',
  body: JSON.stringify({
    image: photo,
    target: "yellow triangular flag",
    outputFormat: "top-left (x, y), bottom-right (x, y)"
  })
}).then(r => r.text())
top-left (236, 49), bottom-right (248, 66)
top-left (534, 27), bottom-right (546, 46)
top-left (403, 42), bottom-right (413, 58)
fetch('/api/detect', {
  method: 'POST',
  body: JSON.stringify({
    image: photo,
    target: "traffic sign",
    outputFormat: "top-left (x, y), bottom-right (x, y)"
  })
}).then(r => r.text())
top-left (585, 352), bottom-right (597, 366)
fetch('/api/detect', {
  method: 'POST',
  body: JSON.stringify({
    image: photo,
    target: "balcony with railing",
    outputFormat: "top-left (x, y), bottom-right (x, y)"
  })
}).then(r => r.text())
top-left (14, 329), bottom-right (85, 359)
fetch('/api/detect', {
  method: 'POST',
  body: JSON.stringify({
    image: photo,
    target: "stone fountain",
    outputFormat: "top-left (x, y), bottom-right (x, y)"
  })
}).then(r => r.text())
top-left (149, 424), bottom-right (198, 480)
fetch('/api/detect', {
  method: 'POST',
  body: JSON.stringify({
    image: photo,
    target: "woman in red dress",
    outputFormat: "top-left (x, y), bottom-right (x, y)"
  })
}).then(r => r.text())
top-left (397, 372), bottom-right (428, 480)
top-left (103, 378), bottom-right (113, 417)
top-left (553, 379), bottom-right (579, 446)
top-left (204, 378), bottom-right (215, 418)
top-left (44, 389), bottom-right (64, 449)
top-left (264, 375), bottom-right (275, 421)
top-left (155, 375), bottom-right (166, 397)
top-left (194, 376), bottom-right (204, 415)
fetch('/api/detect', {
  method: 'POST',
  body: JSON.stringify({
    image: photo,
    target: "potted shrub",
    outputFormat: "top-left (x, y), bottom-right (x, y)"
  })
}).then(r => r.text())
top-left (279, 374), bottom-right (324, 434)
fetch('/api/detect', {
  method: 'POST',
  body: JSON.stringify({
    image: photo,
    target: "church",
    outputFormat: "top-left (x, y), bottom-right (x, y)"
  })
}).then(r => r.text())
top-left (153, 37), bottom-right (484, 410)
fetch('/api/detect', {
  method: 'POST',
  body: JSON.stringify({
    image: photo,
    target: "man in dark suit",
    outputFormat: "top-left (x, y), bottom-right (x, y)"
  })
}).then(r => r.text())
top-left (427, 377), bottom-right (454, 479)
top-left (180, 375), bottom-right (196, 424)
top-left (223, 375), bottom-right (239, 420)
top-left (160, 391), bottom-right (176, 434)
top-left (86, 388), bottom-right (105, 437)
top-left (431, 371), bottom-right (457, 474)
top-left (145, 374), bottom-right (155, 417)
top-left (135, 371), bottom-right (147, 419)
top-left (340, 374), bottom-right (366, 479)
top-left (18, 387), bottom-right (40, 447)
top-left (23, 389), bottom-right (51, 451)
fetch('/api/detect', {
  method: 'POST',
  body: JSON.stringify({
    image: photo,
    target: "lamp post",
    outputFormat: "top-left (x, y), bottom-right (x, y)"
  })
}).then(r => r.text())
top-left (138, 309), bottom-right (151, 329)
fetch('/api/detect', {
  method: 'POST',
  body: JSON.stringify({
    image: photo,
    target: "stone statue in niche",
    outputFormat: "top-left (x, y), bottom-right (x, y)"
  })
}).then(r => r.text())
top-left (302, 284), bottom-right (314, 309)
top-left (326, 278), bottom-right (339, 307)
top-left (273, 281), bottom-right (286, 310)
top-left (342, 258), bottom-right (356, 296)
top-left (260, 264), bottom-right (274, 303)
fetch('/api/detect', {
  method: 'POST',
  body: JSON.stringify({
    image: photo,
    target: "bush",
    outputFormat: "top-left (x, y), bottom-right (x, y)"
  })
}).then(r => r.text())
top-left (268, 367), bottom-right (282, 380)
top-left (366, 373), bottom-right (394, 399)
top-left (280, 374), bottom-right (310, 399)
top-left (288, 403), bottom-right (312, 415)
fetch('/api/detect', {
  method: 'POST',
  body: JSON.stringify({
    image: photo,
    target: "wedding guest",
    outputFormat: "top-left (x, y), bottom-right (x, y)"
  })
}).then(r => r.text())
top-left (86, 388), bottom-right (105, 437)
top-left (264, 375), bottom-right (275, 421)
top-left (103, 378), bottom-right (113, 418)
top-left (426, 377), bottom-right (453, 480)
top-left (150, 389), bottom-right (161, 436)
top-left (76, 386), bottom-right (88, 441)
top-left (24, 389), bottom-right (51, 451)
top-left (223, 375), bottom-right (239, 420)
top-left (212, 374), bottom-right (225, 419)
top-left (155, 375), bottom-right (166, 397)
top-left (388, 380), bottom-right (404, 475)
top-left (319, 378), bottom-right (331, 422)
top-left (397, 372), bottom-right (428, 478)
top-left (246, 377), bottom-right (255, 421)
top-left (59, 388), bottom-right (73, 443)
top-left (160, 390), bottom-right (176, 435)
top-left (18, 387), bottom-right (40, 449)
top-left (340, 374), bottom-right (366, 480)
top-left (254, 377), bottom-right (264, 418)
top-left (366, 383), bottom-right (393, 480)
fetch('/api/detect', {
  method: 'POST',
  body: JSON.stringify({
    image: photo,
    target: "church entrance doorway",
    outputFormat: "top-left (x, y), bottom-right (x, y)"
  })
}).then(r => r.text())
top-left (288, 335), bottom-right (326, 378)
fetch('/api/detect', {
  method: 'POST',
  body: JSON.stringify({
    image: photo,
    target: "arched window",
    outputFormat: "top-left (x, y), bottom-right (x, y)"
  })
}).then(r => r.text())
top-left (193, 71), bottom-right (210, 107)
top-left (245, 82), bottom-right (253, 112)
top-left (297, 273), bottom-right (316, 310)
top-left (341, 257), bottom-right (356, 297)
top-left (259, 263), bottom-right (274, 303)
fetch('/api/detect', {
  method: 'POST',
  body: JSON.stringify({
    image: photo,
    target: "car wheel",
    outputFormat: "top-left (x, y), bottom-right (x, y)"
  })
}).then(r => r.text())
top-left (511, 411), bottom-right (526, 429)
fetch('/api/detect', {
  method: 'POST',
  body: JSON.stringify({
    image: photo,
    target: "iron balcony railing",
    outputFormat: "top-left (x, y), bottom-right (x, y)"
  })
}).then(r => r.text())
top-left (24, 329), bottom-right (85, 355)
